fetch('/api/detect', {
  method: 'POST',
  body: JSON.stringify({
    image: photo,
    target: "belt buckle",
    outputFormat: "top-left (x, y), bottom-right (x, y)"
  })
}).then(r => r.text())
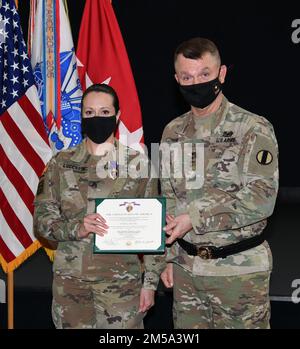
top-left (197, 246), bottom-right (213, 260)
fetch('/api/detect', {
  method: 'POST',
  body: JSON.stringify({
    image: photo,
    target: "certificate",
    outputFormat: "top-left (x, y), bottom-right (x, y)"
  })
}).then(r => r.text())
top-left (93, 198), bottom-right (166, 254)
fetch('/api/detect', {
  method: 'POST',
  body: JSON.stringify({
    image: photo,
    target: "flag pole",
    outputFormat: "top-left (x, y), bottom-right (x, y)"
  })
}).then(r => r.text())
top-left (8, 271), bottom-right (14, 329)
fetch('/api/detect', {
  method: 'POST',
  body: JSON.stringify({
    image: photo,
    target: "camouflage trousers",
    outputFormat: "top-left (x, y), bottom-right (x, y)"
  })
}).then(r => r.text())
top-left (52, 273), bottom-right (145, 329)
top-left (173, 264), bottom-right (271, 329)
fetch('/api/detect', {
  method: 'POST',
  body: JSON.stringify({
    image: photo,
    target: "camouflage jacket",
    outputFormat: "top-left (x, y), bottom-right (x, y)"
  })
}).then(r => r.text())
top-left (34, 140), bottom-right (165, 289)
top-left (160, 96), bottom-right (279, 276)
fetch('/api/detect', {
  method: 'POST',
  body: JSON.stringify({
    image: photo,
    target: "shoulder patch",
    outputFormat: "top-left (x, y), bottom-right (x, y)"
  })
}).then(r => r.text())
top-left (256, 150), bottom-right (273, 165)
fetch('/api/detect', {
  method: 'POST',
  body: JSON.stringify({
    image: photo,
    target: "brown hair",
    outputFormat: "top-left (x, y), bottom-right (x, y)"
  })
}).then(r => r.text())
top-left (81, 83), bottom-right (120, 115)
top-left (174, 37), bottom-right (221, 65)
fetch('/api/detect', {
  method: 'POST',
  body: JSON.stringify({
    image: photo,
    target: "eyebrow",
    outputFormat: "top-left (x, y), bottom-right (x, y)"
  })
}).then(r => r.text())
top-left (83, 106), bottom-right (111, 110)
top-left (180, 67), bottom-right (211, 75)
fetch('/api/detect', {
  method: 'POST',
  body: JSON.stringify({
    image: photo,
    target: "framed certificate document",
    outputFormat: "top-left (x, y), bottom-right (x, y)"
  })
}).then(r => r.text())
top-left (93, 197), bottom-right (166, 254)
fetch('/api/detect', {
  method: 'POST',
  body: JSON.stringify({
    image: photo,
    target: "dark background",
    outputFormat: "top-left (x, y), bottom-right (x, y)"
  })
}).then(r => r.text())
top-left (1, 0), bottom-right (300, 329)
top-left (17, 0), bottom-right (300, 188)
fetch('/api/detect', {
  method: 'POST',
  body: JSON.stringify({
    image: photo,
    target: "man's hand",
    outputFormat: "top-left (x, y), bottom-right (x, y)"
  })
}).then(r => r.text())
top-left (78, 213), bottom-right (108, 239)
top-left (163, 213), bottom-right (192, 244)
top-left (139, 288), bottom-right (155, 313)
top-left (160, 263), bottom-right (173, 288)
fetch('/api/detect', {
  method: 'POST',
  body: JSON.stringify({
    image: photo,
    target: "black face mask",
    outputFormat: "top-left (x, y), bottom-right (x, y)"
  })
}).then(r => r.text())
top-left (81, 115), bottom-right (117, 144)
top-left (178, 76), bottom-right (222, 109)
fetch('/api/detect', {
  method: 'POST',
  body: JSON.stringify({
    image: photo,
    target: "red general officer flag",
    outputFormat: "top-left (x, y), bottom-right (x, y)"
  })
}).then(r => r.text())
top-left (76, 0), bottom-right (144, 151)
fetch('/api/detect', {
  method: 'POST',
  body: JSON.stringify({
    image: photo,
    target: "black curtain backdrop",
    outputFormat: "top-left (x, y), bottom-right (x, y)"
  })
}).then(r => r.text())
top-left (2, 1), bottom-right (300, 329)
top-left (18, 0), bottom-right (300, 188)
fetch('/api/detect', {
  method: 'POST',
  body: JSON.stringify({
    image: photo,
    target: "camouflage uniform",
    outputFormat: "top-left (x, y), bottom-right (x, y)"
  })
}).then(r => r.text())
top-left (160, 96), bottom-right (279, 329)
top-left (34, 140), bottom-right (165, 329)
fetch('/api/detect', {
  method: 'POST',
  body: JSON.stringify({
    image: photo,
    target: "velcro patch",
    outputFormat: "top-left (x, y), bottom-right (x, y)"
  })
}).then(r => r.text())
top-left (256, 150), bottom-right (273, 165)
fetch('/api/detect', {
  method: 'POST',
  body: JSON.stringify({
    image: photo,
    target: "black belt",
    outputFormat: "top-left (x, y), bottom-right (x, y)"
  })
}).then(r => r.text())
top-left (177, 233), bottom-right (266, 260)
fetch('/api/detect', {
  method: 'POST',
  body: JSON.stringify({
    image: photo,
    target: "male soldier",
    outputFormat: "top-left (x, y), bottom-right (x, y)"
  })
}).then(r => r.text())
top-left (160, 37), bottom-right (279, 329)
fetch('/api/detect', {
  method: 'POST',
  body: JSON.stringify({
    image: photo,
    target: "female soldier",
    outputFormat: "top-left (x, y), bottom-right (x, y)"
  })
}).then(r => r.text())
top-left (34, 84), bottom-right (165, 329)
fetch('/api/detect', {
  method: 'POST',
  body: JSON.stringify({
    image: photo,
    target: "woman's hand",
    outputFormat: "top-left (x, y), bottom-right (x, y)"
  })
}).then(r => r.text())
top-left (139, 288), bottom-right (155, 313)
top-left (78, 213), bottom-right (108, 239)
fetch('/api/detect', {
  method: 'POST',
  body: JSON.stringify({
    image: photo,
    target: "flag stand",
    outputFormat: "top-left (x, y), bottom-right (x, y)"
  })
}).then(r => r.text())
top-left (8, 271), bottom-right (14, 329)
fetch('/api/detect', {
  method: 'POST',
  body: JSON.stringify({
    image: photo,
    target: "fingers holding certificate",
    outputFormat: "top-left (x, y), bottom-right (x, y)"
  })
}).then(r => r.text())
top-left (94, 198), bottom-right (166, 253)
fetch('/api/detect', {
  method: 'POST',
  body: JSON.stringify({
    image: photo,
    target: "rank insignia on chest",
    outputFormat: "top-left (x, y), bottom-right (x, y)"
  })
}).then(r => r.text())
top-left (215, 130), bottom-right (236, 143)
top-left (223, 131), bottom-right (233, 137)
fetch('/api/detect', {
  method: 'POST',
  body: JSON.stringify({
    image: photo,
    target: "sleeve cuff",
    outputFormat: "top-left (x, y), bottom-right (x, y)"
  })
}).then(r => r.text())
top-left (70, 222), bottom-right (82, 241)
top-left (143, 271), bottom-right (160, 290)
top-left (50, 221), bottom-right (82, 241)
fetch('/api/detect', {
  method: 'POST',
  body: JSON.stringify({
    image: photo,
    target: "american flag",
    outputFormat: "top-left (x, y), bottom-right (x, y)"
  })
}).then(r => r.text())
top-left (0, 0), bottom-right (52, 272)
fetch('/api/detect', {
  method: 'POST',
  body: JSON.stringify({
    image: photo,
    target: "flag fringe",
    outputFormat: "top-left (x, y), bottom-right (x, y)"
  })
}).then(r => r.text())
top-left (43, 246), bottom-right (56, 262)
top-left (0, 240), bottom-right (56, 273)
top-left (0, 240), bottom-right (41, 273)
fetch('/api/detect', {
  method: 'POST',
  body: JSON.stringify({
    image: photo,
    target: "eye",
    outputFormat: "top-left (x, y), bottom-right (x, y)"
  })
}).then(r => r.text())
top-left (100, 109), bottom-right (112, 116)
top-left (182, 76), bottom-right (191, 81)
top-left (84, 110), bottom-right (95, 117)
